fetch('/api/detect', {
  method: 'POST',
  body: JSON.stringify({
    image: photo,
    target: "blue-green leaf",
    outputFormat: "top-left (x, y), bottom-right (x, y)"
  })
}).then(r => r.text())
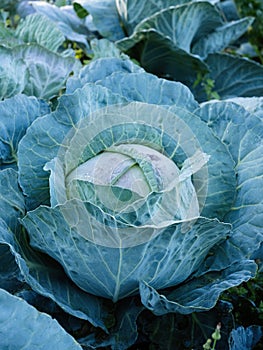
top-left (30, 1), bottom-right (92, 50)
top-left (216, 0), bottom-right (239, 21)
top-left (97, 71), bottom-right (199, 112)
top-left (0, 94), bottom-right (50, 168)
top-left (192, 17), bottom-right (254, 58)
top-left (0, 288), bottom-right (82, 350)
top-left (13, 44), bottom-right (76, 100)
top-left (118, 30), bottom-right (209, 87)
top-left (116, 1), bottom-right (224, 87)
top-left (197, 100), bottom-right (263, 257)
top-left (225, 96), bottom-right (263, 119)
top-left (197, 101), bottom-right (252, 163)
top-left (0, 208), bottom-right (109, 330)
top-left (0, 169), bottom-right (25, 232)
top-left (0, 219), bottom-right (24, 291)
top-left (91, 38), bottom-right (129, 60)
top-left (15, 13), bottom-right (65, 52)
top-left (0, 45), bottom-right (27, 100)
top-left (165, 106), bottom-right (236, 220)
top-left (76, 0), bottom-right (125, 40)
top-left (140, 260), bottom-right (256, 315)
top-left (117, 1), bottom-right (223, 51)
top-left (195, 53), bottom-right (263, 101)
top-left (66, 56), bottom-right (144, 93)
top-left (0, 22), bottom-right (20, 48)
top-left (128, 3), bottom-right (223, 52)
top-left (16, 239), bottom-right (110, 332)
top-left (0, 169), bottom-right (25, 290)
top-left (116, 0), bottom-right (190, 35)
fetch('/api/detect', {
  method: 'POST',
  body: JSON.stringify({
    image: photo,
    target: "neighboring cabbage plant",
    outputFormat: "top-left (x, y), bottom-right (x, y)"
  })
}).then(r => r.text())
top-left (0, 55), bottom-right (262, 348)
top-left (73, 0), bottom-right (263, 101)
top-left (17, 0), bottom-right (263, 100)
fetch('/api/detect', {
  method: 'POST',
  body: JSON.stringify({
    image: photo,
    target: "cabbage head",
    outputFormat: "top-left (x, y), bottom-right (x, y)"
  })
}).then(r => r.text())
top-left (3, 58), bottom-right (260, 326)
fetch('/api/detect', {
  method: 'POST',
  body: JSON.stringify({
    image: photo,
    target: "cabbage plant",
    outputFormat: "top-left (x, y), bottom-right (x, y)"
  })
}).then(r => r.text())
top-left (0, 56), bottom-right (262, 348)
top-left (18, 0), bottom-right (263, 101)
top-left (70, 0), bottom-right (263, 101)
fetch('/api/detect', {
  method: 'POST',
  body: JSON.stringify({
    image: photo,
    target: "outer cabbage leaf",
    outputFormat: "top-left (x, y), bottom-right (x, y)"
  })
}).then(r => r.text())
top-left (0, 168), bottom-right (110, 330)
top-left (0, 223), bottom-right (110, 331)
top-left (13, 44), bottom-right (76, 100)
top-left (0, 94), bottom-right (50, 168)
top-left (15, 13), bottom-right (65, 52)
top-left (22, 206), bottom-right (231, 301)
top-left (115, 0), bottom-right (190, 35)
top-left (116, 1), bottom-right (250, 58)
top-left (195, 53), bottom-right (263, 101)
top-left (0, 43), bottom-right (77, 101)
top-left (96, 71), bottom-right (199, 112)
top-left (18, 237), bottom-right (110, 331)
top-left (120, 3), bottom-right (223, 53)
top-left (90, 38), bottom-right (129, 60)
top-left (196, 101), bottom-right (251, 163)
top-left (28, 1), bottom-right (93, 50)
top-left (225, 96), bottom-right (263, 118)
top-left (118, 30), bottom-right (209, 87)
top-left (116, 2), bottom-right (223, 54)
top-left (66, 56), bottom-right (144, 93)
top-left (0, 288), bottom-right (82, 350)
top-left (139, 260), bottom-right (256, 315)
top-left (197, 101), bottom-right (263, 258)
top-left (0, 219), bottom-right (24, 292)
top-left (0, 169), bottom-right (25, 290)
top-left (16, 0), bottom-right (40, 17)
top-left (0, 170), bottom-right (143, 344)
top-left (0, 169), bottom-right (25, 232)
top-left (75, 0), bottom-right (125, 41)
top-left (192, 17), bottom-right (254, 58)
top-left (0, 45), bottom-right (27, 100)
